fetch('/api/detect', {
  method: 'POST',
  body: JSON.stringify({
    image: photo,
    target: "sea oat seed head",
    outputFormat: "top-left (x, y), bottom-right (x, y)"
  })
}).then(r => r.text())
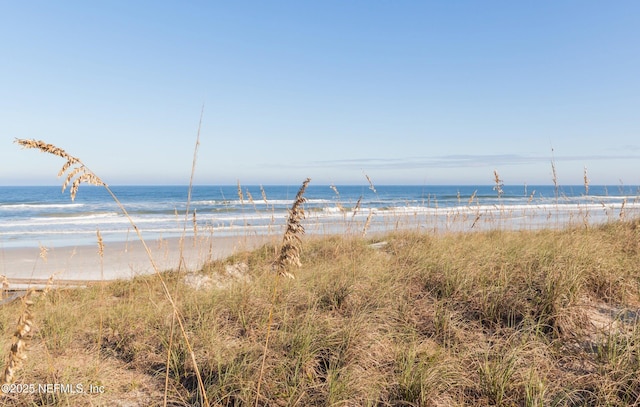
top-left (273, 178), bottom-right (311, 277)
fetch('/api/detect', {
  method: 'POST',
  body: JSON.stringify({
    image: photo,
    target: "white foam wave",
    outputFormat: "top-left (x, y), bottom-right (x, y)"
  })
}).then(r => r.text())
top-left (583, 195), bottom-right (640, 201)
top-left (306, 202), bottom-right (640, 221)
top-left (191, 198), bottom-right (332, 206)
top-left (0, 213), bottom-right (123, 228)
top-left (0, 203), bottom-right (85, 210)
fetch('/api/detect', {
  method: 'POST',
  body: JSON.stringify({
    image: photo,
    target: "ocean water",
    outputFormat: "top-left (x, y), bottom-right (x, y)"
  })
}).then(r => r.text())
top-left (1, 184), bottom-right (639, 248)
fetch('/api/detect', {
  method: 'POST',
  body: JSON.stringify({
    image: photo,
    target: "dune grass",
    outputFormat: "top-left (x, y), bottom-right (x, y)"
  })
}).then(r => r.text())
top-left (1, 219), bottom-right (639, 406)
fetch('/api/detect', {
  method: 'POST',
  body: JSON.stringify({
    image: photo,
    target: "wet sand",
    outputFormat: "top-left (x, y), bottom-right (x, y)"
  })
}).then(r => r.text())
top-left (0, 235), bottom-right (277, 289)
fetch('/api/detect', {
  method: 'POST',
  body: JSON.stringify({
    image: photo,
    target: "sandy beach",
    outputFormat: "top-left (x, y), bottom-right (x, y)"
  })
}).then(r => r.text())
top-left (0, 234), bottom-right (276, 289)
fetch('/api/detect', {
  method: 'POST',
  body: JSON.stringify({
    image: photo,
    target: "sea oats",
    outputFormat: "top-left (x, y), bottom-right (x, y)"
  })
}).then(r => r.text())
top-left (493, 170), bottom-right (504, 198)
top-left (364, 173), bottom-right (377, 193)
top-left (15, 138), bottom-right (105, 201)
top-left (96, 229), bottom-right (104, 259)
top-left (57, 158), bottom-right (79, 177)
top-left (352, 196), bottom-right (362, 219)
top-left (330, 184), bottom-right (344, 211)
top-left (237, 180), bottom-right (244, 205)
top-left (468, 190), bottom-right (477, 205)
top-left (260, 185), bottom-right (268, 205)
top-left (471, 212), bottom-right (481, 229)
top-left (273, 178), bottom-right (311, 278)
top-left (70, 173), bottom-right (103, 201)
top-left (15, 139), bottom-right (72, 160)
top-left (362, 210), bottom-right (373, 237)
top-left (0, 275), bottom-right (8, 304)
top-left (584, 166), bottom-right (590, 196)
top-left (39, 245), bottom-right (48, 263)
top-left (246, 189), bottom-right (257, 211)
top-left (2, 290), bottom-right (35, 386)
top-left (61, 166), bottom-right (84, 193)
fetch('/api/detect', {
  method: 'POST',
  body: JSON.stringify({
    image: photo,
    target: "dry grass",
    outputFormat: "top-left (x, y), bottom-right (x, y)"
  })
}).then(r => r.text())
top-left (1, 219), bottom-right (639, 406)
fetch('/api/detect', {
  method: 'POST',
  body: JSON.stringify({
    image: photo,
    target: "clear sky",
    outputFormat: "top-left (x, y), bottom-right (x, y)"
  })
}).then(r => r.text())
top-left (2, 1), bottom-right (639, 186)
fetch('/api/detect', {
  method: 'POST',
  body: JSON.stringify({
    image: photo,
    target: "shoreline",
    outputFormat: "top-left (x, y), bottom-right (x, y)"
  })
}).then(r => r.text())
top-left (2, 209), bottom-right (640, 290)
top-left (0, 235), bottom-right (277, 289)
top-left (3, 184), bottom-right (639, 252)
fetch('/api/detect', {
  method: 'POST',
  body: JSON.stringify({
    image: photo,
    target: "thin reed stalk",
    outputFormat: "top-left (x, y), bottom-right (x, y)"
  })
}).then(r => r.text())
top-left (550, 147), bottom-right (560, 227)
top-left (96, 229), bottom-right (105, 364)
top-left (256, 178), bottom-right (311, 406)
top-left (551, 148), bottom-right (559, 202)
top-left (362, 173), bottom-right (378, 236)
top-left (167, 107), bottom-right (204, 405)
top-left (180, 106), bottom-right (204, 267)
top-left (362, 210), bottom-right (373, 237)
top-left (582, 166), bottom-right (591, 228)
top-left (164, 312), bottom-right (177, 407)
top-left (353, 196), bottom-right (362, 217)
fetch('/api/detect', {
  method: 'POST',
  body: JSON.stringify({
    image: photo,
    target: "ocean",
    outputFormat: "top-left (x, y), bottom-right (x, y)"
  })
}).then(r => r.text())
top-left (1, 184), bottom-right (639, 248)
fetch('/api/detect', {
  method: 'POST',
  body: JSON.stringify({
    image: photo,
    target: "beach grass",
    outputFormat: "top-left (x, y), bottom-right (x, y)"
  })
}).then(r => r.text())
top-left (1, 220), bottom-right (639, 406)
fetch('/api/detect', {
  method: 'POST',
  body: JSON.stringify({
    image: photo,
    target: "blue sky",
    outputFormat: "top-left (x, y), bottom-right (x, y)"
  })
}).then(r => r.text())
top-left (2, 1), bottom-right (639, 186)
